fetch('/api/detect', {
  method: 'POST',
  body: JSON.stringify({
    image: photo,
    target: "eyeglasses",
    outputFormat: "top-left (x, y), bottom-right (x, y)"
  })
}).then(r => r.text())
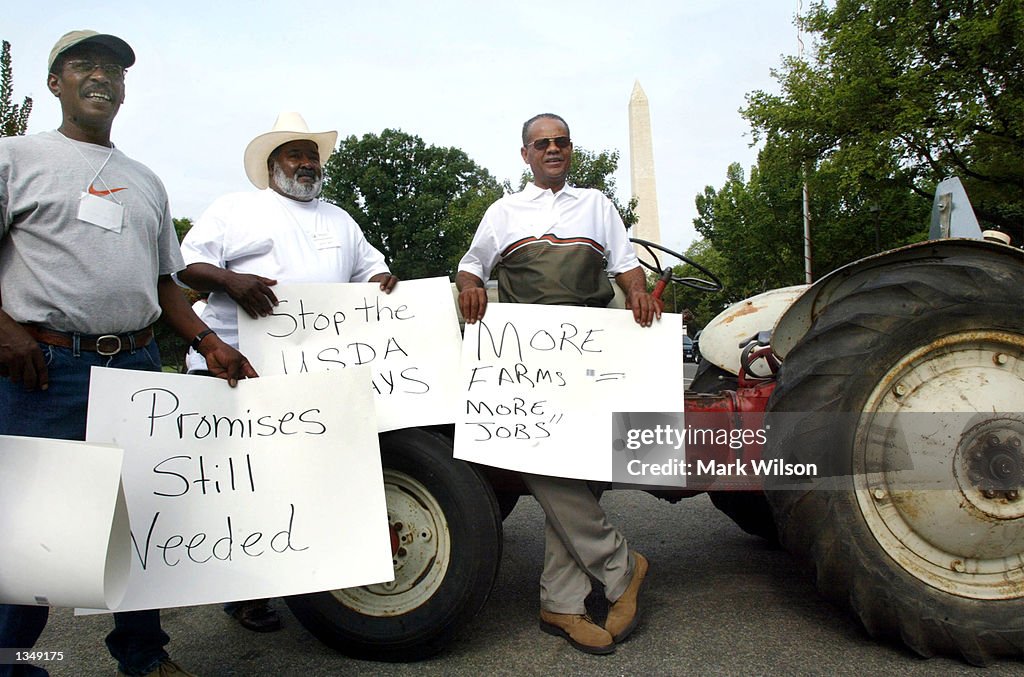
top-left (64, 60), bottom-right (125, 79)
top-left (529, 136), bottom-right (571, 151)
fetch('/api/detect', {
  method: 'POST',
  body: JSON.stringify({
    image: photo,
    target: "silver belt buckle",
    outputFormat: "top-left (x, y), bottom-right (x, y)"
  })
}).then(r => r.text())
top-left (96, 334), bottom-right (123, 356)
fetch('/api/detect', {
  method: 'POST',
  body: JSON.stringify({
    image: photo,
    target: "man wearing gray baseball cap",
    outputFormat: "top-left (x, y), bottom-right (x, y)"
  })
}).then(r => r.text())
top-left (0, 29), bottom-right (254, 677)
top-left (46, 29), bottom-right (136, 72)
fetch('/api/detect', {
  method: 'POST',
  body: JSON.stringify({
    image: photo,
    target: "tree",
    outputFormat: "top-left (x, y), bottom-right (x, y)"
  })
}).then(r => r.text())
top-left (516, 146), bottom-right (638, 227)
top-left (321, 129), bottom-right (503, 280)
top-left (173, 216), bottom-right (193, 243)
top-left (1, 40), bottom-right (32, 137)
top-left (689, 0), bottom-right (1016, 304)
top-left (743, 0), bottom-right (1023, 243)
top-left (699, 152), bottom-right (920, 296)
top-left (695, 160), bottom-right (804, 298)
top-left (694, 143), bottom-right (927, 303)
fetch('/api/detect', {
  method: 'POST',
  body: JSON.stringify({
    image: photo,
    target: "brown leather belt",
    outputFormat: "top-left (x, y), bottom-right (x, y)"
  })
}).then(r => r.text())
top-left (23, 325), bottom-right (154, 356)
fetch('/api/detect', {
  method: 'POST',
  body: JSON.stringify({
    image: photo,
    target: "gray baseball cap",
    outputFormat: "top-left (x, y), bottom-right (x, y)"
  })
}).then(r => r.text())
top-left (48, 30), bottom-right (135, 73)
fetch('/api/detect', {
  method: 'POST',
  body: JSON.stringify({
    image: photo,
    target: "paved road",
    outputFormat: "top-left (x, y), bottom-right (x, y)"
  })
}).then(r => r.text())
top-left (28, 360), bottom-right (1020, 675)
top-left (34, 490), bottom-right (1020, 676)
top-left (683, 360), bottom-right (697, 389)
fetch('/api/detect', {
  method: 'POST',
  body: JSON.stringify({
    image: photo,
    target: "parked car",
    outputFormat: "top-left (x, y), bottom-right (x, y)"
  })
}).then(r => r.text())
top-left (683, 334), bottom-right (695, 362)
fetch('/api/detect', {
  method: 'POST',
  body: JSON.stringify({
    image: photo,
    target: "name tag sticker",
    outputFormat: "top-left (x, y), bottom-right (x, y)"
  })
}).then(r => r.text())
top-left (78, 192), bottom-right (124, 233)
top-left (312, 231), bottom-right (340, 250)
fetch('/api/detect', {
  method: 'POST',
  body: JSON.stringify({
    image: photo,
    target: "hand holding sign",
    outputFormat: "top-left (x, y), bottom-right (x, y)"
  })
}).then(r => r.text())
top-left (238, 277), bottom-right (462, 431)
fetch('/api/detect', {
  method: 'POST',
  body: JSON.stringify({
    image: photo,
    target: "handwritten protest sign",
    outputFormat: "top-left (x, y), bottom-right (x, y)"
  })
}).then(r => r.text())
top-left (84, 367), bottom-right (392, 612)
top-left (0, 436), bottom-right (130, 609)
top-left (454, 304), bottom-right (684, 481)
top-left (238, 277), bottom-right (462, 431)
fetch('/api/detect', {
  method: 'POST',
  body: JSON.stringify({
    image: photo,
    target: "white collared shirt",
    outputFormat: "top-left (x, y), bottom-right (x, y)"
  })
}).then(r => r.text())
top-left (457, 183), bottom-right (639, 282)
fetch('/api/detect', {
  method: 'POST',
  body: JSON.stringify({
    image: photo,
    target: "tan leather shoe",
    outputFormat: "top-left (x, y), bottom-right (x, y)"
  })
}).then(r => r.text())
top-left (539, 609), bottom-right (615, 654)
top-left (605, 551), bottom-right (649, 642)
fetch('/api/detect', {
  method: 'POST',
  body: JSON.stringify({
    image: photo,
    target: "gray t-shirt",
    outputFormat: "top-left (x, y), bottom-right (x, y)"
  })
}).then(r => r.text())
top-left (0, 130), bottom-right (184, 334)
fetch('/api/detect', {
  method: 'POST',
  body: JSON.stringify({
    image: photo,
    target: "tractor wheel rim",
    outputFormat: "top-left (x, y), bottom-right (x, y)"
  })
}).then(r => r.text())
top-left (853, 330), bottom-right (1024, 600)
top-left (331, 469), bottom-right (451, 616)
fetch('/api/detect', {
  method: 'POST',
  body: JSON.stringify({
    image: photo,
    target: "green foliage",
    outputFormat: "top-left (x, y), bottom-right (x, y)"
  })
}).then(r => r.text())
top-left (321, 129), bottom-right (503, 280)
top-left (517, 146), bottom-right (638, 227)
top-left (743, 0), bottom-right (1023, 242)
top-left (695, 159), bottom-right (804, 298)
top-left (655, 239), bottom-right (734, 330)
top-left (695, 148), bottom-right (927, 302)
top-left (154, 321), bottom-right (188, 373)
top-left (1, 40), bottom-right (32, 137)
top-left (689, 0), bottom-right (1018, 317)
top-left (172, 217), bottom-right (194, 243)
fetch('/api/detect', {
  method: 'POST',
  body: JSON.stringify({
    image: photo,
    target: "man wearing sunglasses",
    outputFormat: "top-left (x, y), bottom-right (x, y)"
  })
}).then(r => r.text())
top-left (0, 30), bottom-right (254, 677)
top-left (456, 113), bottom-right (659, 655)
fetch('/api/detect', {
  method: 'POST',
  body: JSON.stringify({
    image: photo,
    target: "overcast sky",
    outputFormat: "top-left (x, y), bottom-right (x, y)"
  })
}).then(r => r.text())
top-left (6, 1), bottom-right (802, 254)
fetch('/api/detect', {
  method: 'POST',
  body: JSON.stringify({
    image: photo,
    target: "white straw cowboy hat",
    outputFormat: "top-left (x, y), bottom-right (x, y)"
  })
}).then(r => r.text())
top-left (243, 112), bottom-right (338, 189)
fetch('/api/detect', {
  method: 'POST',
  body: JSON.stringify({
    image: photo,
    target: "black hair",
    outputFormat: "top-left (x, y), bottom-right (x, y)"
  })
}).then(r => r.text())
top-left (521, 113), bottom-right (570, 146)
top-left (49, 51), bottom-right (69, 75)
top-left (267, 145), bottom-right (282, 168)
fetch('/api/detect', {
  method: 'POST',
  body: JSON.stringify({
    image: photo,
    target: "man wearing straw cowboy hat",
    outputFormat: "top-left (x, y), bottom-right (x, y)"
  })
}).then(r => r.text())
top-left (176, 113), bottom-right (397, 632)
top-left (0, 29), bottom-right (254, 677)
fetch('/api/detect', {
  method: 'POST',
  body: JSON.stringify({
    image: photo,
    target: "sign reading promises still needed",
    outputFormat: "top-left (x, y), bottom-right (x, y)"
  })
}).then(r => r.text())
top-left (84, 367), bottom-right (392, 613)
top-left (454, 304), bottom-right (684, 481)
top-left (238, 277), bottom-right (462, 431)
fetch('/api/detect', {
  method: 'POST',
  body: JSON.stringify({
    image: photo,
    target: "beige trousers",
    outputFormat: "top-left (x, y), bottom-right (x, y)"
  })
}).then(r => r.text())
top-left (522, 473), bottom-right (635, 614)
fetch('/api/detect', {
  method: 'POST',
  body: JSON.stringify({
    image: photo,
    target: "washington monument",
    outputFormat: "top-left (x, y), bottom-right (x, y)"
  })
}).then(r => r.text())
top-left (629, 80), bottom-right (661, 254)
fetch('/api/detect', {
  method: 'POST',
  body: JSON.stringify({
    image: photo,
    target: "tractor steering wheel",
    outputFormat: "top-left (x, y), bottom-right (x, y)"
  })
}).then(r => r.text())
top-left (629, 238), bottom-right (723, 292)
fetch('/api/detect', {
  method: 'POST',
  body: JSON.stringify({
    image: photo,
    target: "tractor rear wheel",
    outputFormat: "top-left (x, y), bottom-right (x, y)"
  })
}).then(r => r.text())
top-left (764, 253), bottom-right (1024, 665)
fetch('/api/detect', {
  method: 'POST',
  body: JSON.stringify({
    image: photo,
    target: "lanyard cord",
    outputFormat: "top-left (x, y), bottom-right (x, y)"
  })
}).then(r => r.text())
top-left (60, 132), bottom-right (121, 205)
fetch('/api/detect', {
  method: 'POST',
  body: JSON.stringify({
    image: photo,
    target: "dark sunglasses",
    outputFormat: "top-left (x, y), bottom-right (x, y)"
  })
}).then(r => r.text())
top-left (529, 136), bottom-right (571, 151)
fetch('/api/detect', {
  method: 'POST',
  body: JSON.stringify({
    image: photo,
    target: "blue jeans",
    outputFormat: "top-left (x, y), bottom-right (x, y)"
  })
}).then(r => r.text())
top-left (0, 340), bottom-right (170, 676)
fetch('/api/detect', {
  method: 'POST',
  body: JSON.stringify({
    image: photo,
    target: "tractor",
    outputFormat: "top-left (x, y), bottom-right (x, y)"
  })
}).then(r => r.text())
top-left (283, 178), bottom-right (1023, 666)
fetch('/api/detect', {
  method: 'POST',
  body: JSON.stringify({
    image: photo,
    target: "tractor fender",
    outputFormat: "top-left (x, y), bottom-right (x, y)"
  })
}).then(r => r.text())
top-left (771, 238), bottom-right (1023, 361)
top-left (698, 285), bottom-right (808, 377)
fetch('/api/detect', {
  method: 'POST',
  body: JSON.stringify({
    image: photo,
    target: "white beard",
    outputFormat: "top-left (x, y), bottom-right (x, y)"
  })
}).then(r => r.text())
top-left (271, 163), bottom-right (323, 201)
